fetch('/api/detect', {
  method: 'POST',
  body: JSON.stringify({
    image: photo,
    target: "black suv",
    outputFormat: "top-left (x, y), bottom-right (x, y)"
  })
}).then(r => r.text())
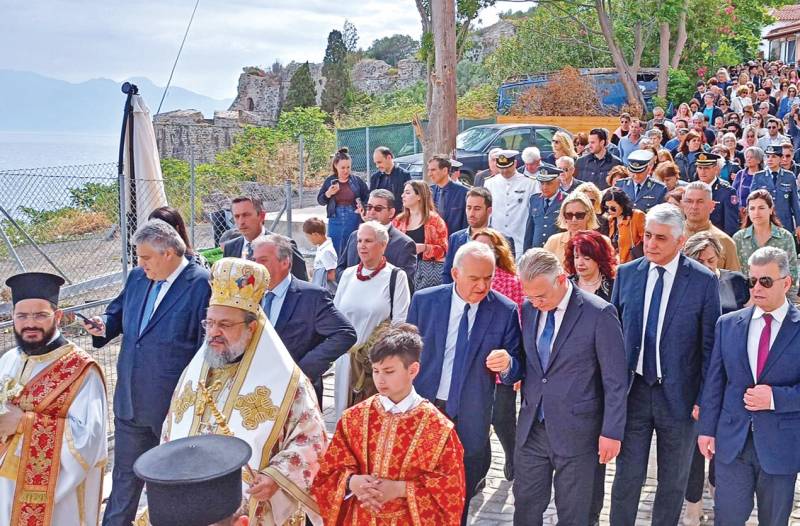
top-left (394, 123), bottom-right (568, 185)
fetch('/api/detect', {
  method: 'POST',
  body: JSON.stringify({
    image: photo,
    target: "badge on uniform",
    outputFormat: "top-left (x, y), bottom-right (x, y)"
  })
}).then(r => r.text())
top-left (730, 195), bottom-right (738, 205)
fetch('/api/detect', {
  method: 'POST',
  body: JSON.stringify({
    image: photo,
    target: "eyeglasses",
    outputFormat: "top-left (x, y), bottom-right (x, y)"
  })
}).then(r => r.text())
top-left (365, 204), bottom-right (388, 212)
top-left (747, 275), bottom-right (788, 289)
top-left (200, 319), bottom-right (248, 331)
top-left (768, 125), bottom-right (778, 129)
top-left (564, 212), bottom-right (588, 220)
top-left (605, 205), bottom-right (619, 213)
top-left (782, 154), bottom-right (793, 159)
top-left (13, 312), bottom-right (55, 322)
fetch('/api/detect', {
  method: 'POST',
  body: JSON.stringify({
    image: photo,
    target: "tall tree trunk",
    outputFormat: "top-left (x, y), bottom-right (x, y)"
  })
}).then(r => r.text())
top-left (423, 0), bottom-right (458, 178)
top-left (658, 22), bottom-right (671, 99)
top-left (595, 0), bottom-right (645, 116)
top-left (670, 0), bottom-right (689, 69)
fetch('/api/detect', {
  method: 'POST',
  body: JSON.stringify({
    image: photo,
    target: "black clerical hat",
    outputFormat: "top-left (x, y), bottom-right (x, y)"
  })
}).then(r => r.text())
top-left (134, 435), bottom-right (252, 526)
top-left (5, 272), bottom-right (65, 306)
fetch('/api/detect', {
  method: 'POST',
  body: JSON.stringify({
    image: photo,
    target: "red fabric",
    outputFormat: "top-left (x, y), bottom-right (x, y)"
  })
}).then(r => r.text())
top-left (311, 396), bottom-right (466, 526)
top-left (392, 212), bottom-right (449, 262)
top-left (492, 268), bottom-right (524, 308)
top-left (756, 313), bottom-right (773, 379)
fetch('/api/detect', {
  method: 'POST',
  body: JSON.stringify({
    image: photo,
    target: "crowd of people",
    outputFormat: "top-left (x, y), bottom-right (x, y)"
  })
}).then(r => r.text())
top-left (3, 58), bottom-right (800, 526)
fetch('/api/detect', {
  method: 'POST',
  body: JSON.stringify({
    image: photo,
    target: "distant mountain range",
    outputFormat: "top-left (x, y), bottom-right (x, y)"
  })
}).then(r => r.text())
top-left (0, 70), bottom-right (233, 133)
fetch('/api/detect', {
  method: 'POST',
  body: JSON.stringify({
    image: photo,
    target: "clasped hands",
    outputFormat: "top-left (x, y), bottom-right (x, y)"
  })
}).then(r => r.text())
top-left (349, 474), bottom-right (406, 513)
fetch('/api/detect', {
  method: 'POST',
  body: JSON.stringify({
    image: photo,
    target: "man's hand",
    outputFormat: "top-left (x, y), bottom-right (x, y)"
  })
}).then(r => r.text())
top-left (598, 436), bottom-right (621, 464)
top-left (350, 474), bottom-right (382, 512)
top-left (0, 405), bottom-right (23, 438)
top-left (415, 243), bottom-right (426, 255)
top-left (486, 349), bottom-right (511, 373)
top-left (744, 384), bottom-right (773, 411)
top-left (698, 435), bottom-right (715, 460)
top-left (83, 316), bottom-right (106, 337)
top-left (370, 479), bottom-right (407, 504)
top-left (692, 404), bottom-right (700, 421)
top-left (246, 473), bottom-right (279, 502)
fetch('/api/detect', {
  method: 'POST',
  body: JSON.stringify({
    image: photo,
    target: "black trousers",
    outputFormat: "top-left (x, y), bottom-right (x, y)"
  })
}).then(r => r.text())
top-left (686, 442), bottom-right (716, 503)
top-left (485, 382), bottom-right (517, 476)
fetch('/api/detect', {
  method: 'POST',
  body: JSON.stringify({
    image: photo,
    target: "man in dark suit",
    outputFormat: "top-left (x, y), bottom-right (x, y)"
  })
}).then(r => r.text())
top-left (442, 187), bottom-right (493, 284)
top-left (336, 189), bottom-right (416, 284)
top-left (609, 203), bottom-right (721, 526)
top-left (370, 146), bottom-right (411, 213)
top-left (408, 241), bottom-right (522, 524)
top-left (221, 195), bottom-right (308, 281)
top-left (85, 219), bottom-right (211, 526)
top-left (429, 154), bottom-right (469, 235)
top-left (575, 128), bottom-right (622, 190)
top-left (555, 155), bottom-right (585, 193)
top-left (474, 148), bottom-right (502, 188)
top-left (699, 246), bottom-right (800, 524)
top-left (505, 248), bottom-right (628, 526)
top-left (251, 234), bottom-right (356, 406)
top-left (615, 149), bottom-right (668, 213)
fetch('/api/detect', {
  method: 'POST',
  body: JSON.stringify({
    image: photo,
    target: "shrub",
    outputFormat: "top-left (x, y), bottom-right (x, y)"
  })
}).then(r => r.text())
top-left (509, 67), bottom-right (603, 116)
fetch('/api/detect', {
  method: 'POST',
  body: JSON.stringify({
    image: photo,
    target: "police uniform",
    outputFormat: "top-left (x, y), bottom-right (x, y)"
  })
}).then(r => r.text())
top-left (486, 150), bottom-right (538, 258)
top-left (751, 145), bottom-right (800, 234)
top-left (615, 150), bottom-right (667, 212)
top-left (523, 165), bottom-right (566, 250)
top-left (694, 153), bottom-right (741, 237)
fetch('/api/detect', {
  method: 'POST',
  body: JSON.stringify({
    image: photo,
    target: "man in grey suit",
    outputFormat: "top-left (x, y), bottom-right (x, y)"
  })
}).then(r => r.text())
top-left (505, 249), bottom-right (628, 526)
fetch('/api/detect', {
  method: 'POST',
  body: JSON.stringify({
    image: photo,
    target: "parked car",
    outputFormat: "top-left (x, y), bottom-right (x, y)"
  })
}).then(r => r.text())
top-left (394, 123), bottom-right (568, 185)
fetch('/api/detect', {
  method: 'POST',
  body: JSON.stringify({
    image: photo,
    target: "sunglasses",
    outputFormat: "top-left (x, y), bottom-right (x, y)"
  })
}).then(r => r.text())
top-left (365, 204), bottom-right (388, 212)
top-left (605, 205), bottom-right (620, 213)
top-left (747, 275), bottom-right (788, 288)
top-left (564, 212), bottom-right (588, 220)
top-left (768, 125), bottom-right (778, 129)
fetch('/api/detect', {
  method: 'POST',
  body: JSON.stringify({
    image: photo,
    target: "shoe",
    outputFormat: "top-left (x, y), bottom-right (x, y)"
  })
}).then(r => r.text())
top-left (682, 499), bottom-right (702, 526)
top-left (503, 461), bottom-right (514, 481)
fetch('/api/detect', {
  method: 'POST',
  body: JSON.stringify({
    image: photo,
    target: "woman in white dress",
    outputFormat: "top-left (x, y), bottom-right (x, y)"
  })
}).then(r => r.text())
top-left (333, 221), bottom-right (410, 418)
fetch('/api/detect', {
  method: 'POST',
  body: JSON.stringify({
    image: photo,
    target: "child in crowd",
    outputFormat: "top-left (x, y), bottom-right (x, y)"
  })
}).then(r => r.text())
top-left (303, 217), bottom-right (338, 294)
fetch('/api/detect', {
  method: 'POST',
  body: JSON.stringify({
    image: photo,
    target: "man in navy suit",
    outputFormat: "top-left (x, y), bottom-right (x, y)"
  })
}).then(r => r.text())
top-left (442, 187), bottom-right (493, 284)
top-left (429, 154), bottom-right (469, 235)
top-left (408, 241), bottom-right (522, 523)
top-left (609, 203), bottom-right (721, 526)
top-left (85, 219), bottom-right (211, 526)
top-left (699, 246), bottom-right (800, 524)
top-left (252, 234), bottom-right (356, 406)
top-left (221, 195), bottom-right (308, 281)
top-left (615, 149), bottom-right (667, 213)
top-left (506, 248), bottom-right (628, 526)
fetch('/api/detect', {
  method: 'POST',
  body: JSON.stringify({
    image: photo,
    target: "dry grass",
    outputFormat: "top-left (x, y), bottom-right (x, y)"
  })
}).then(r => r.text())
top-left (509, 66), bottom-right (604, 117)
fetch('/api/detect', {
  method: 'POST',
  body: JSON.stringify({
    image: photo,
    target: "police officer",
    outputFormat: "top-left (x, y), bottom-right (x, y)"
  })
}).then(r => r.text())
top-left (486, 149), bottom-right (538, 258)
top-left (693, 152), bottom-right (740, 236)
top-left (523, 164), bottom-right (566, 250)
top-left (751, 144), bottom-right (800, 239)
top-left (615, 149), bottom-right (667, 212)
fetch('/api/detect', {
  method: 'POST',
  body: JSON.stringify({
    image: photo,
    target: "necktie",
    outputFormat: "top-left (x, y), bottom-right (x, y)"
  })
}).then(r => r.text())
top-left (246, 242), bottom-right (254, 261)
top-left (544, 198), bottom-right (551, 210)
top-left (446, 303), bottom-right (471, 417)
top-left (772, 172), bottom-right (778, 187)
top-left (435, 186), bottom-right (445, 212)
top-left (756, 313), bottom-right (773, 379)
top-left (262, 291), bottom-right (276, 322)
top-left (643, 266), bottom-right (666, 385)
top-left (139, 280), bottom-right (164, 335)
top-left (635, 183), bottom-right (642, 199)
top-left (536, 309), bottom-right (556, 421)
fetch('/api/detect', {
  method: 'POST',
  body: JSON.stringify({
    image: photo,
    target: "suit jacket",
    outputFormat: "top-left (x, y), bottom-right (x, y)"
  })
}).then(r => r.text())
top-left (699, 305), bottom-right (800, 475)
top-left (441, 228), bottom-right (515, 284)
top-left (615, 177), bottom-right (667, 213)
top-left (611, 254), bottom-right (721, 418)
top-left (273, 277), bottom-right (357, 381)
top-left (222, 233), bottom-right (309, 281)
top-left (335, 225), bottom-right (417, 286)
top-left (431, 181), bottom-right (469, 236)
top-left (370, 166), bottom-right (411, 213)
top-left (93, 264), bottom-right (211, 429)
top-left (523, 190), bottom-right (566, 251)
top-left (409, 285), bottom-right (522, 456)
top-left (506, 287), bottom-right (628, 457)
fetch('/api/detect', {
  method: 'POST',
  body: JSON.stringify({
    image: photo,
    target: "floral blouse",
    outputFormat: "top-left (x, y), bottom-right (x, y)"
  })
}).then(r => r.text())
top-left (392, 211), bottom-right (449, 262)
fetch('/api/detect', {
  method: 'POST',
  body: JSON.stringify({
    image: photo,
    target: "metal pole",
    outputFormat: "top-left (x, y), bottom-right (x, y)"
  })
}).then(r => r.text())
top-left (0, 225), bottom-right (25, 273)
top-left (298, 136), bottom-right (305, 207)
top-left (365, 126), bottom-right (371, 174)
top-left (284, 179), bottom-right (293, 237)
top-left (190, 150), bottom-right (196, 249)
top-left (118, 160), bottom-right (129, 282)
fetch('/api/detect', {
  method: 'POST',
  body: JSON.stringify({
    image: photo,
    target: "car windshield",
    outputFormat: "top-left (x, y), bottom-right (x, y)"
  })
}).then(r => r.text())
top-left (456, 127), bottom-right (498, 152)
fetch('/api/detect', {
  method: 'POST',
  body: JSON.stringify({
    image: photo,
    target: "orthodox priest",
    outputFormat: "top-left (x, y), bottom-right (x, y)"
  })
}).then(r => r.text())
top-left (154, 257), bottom-right (328, 526)
top-left (0, 272), bottom-right (107, 525)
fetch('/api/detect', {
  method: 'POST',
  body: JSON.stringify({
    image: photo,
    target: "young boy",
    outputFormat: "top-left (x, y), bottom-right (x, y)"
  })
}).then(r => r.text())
top-left (302, 217), bottom-right (338, 294)
top-left (312, 323), bottom-right (466, 525)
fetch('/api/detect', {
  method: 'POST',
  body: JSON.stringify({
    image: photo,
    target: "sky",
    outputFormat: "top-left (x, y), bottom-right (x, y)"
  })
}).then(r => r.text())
top-left (1, 0), bottom-right (521, 100)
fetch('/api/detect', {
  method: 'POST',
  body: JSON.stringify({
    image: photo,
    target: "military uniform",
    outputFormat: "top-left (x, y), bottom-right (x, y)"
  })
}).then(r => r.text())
top-left (486, 150), bottom-right (538, 258)
top-left (522, 165), bottom-right (567, 250)
top-left (751, 145), bottom-right (800, 235)
top-left (709, 178), bottom-right (740, 237)
top-left (615, 149), bottom-right (667, 213)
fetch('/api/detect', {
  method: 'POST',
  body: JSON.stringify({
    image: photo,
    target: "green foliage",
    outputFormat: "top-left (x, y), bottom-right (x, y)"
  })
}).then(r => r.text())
top-left (666, 67), bottom-right (696, 106)
top-left (321, 30), bottom-right (352, 116)
top-left (456, 60), bottom-right (491, 96)
top-left (342, 20), bottom-right (360, 53)
top-left (283, 62), bottom-right (317, 112)
top-left (366, 34), bottom-right (420, 67)
top-left (335, 82), bottom-right (427, 128)
top-left (457, 85), bottom-right (498, 118)
top-left (69, 181), bottom-right (119, 221)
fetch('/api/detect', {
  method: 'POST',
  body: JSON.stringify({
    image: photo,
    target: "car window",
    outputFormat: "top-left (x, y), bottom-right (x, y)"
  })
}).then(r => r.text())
top-left (534, 128), bottom-right (557, 152)
top-left (457, 127), bottom-right (498, 152)
top-left (491, 129), bottom-right (532, 151)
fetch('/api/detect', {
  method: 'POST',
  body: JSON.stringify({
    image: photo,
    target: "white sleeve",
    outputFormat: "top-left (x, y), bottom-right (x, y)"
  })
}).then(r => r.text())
top-left (391, 270), bottom-right (411, 323)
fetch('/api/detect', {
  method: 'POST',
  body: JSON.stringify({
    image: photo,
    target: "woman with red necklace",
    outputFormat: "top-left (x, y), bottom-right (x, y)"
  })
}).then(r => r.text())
top-left (332, 221), bottom-right (411, 420)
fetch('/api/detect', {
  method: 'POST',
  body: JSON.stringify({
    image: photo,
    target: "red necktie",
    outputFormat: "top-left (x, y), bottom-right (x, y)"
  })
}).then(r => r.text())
top-left (756, 313), bottom-right (773, 379)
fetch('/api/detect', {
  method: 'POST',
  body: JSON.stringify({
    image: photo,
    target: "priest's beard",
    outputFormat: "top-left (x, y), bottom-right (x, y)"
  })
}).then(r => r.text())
top-left (14, 322), bottom-right (57, 356)
top-left (204, 329), bottom-right (252, 369)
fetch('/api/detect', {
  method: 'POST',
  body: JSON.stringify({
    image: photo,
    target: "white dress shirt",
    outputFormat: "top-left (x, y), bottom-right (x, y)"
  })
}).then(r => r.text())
top-left (379, 387), bottom-right (425, 414)
top-left (536, 280), bottom-right (573, 345)
top-left (153, 256), bottom-right (189, 312)
top-left (241, 226), bottom-right (267, 258)
top-left (437, 286), bottom-right (480, 400)
top-left (747, 300), bottom-right (789, 383)
top-left (636, 252), bottom-right (681, 377)
top-left (485, 173), bottom-right (537, 257)
top-left (263, 274), bottom-right (292, 326)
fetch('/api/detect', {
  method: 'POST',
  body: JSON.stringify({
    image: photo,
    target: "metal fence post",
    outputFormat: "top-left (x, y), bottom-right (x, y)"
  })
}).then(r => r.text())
top-left (118, 164), bottom-right (129, 282)
top-left (365, 126), bottom-right (371, 174)
top-left (298, 135), bottom-right (305, 206)
top-left (284, 179), bottom-right (293, 238)
top-left (190, 150), bottom-right (196, 249)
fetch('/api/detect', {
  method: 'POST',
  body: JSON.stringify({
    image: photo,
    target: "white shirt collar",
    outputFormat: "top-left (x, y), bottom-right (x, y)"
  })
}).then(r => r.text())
top-left (752, 299), bottom-right (790, 324)
top-left (451, 284), bottom-right (480, 310)
top-left (379, 387), bottom-right (423, 414)
top-left (648, 251), bottom-right (681, 276)
top-left (555, 280), bottom-right (573, 313)
top-left (165, 256), bottom-right (189, 285)
top-left (270, 274), bottom-right (292, 299)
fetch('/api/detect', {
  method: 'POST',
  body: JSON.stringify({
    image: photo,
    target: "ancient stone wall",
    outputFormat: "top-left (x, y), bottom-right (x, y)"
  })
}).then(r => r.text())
top-left (153, 110), bottom-right (246, 164)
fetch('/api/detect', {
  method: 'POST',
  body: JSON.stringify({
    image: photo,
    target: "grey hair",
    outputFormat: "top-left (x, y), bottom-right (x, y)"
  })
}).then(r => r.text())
top-left (749, 246), bottom-right (790, 277)
top-left (133, 219), bottom-right (186, 256)
top-left (453, 241), bottom-right (496, 270)
top-left (521, 146), bottom-right (541, 163)
top-left (359, 220), bottom-right (389, 245)
top-left (369, 189), bottom-right (395, 209)
top-left (556, 156), bottom-right (575, 170)
top-left (244, 312), bottom-right (258, 324)
top-left (517, 248), bottom-right (563, 282)
top-left (251, 234), bottom-right (294, 268)
top-left (645, 203), bottom-right (685, 239)
top-left (744, 145), bottom-right (764, 164)
top-left (684, 180), bottom-right (713, 200)
top-left (684, 231), bottom-right (723, 260)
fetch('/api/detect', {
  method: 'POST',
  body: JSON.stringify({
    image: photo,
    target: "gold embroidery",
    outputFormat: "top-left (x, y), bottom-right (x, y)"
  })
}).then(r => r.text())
top-left (234, 386), bottom-right (278, 430)
top-left (171, 381), bottom-right (195, 423)
top-left (76, 480), bottom-right (86, 526)
top-left (195, 379), bottom-right (224, 417)
top-left (65, 424), bottom-right (89, 472)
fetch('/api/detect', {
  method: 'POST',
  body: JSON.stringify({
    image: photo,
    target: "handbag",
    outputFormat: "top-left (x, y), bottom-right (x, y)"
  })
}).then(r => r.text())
top-left (628, 219), bottom-right (644, 260)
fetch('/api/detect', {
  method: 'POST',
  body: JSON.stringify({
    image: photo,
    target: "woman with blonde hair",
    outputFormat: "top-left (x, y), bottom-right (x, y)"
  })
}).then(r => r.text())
top-left (731, 85), bottom-right (751, 114)
top-left (674, 102), bottom-right (693, 122)
top-left (574, 181), bottom-right (608, 234)
top-left (543, 192), bottom-right (611, 264)
top-left (543, 130), bottom-right (578, 165)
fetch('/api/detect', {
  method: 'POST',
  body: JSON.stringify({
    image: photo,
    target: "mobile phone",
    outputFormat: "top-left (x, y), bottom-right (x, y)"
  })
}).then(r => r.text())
top-left (75, 312), bottom-right (102, 331)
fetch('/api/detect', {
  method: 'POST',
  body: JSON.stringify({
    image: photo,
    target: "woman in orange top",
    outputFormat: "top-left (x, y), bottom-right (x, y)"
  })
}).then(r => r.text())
top-left (602, 186), bottom-right (646, 263)
top-left (392, 180), bottom-right (448, 290)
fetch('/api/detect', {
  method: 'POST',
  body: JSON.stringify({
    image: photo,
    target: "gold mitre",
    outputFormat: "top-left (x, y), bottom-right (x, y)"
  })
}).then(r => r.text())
top-left (209, 257), bottom-right (270, 314)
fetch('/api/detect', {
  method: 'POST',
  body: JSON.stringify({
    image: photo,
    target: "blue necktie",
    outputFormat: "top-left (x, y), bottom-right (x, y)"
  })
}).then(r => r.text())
top-left (643, 266), bottom-right (666, 385)
top-left (536, 309), bottom-right (556, 421)
top-left (635, 183), bottom-right (642, 199)
top-left (262, 291), bottom-right (276, 323)
top-left (139, 280), bottom-right (164, 335)
top-left (246, 242), bottom-right (254, 261)
top-left (446, 303), bottom-right (471, 417)
top-left (435, 186), bottom-right (445, 212)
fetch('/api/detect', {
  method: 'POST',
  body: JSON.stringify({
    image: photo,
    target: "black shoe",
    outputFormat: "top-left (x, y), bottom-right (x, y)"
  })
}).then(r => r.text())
top-left (504, 461), bottom-right (514, 481)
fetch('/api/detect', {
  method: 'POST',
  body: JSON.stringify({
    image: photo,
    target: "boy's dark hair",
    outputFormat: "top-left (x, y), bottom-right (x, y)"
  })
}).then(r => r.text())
top-left (369, 323), bottom-right (422, 367)
top-left (302, 217), bottom-right (327, 236)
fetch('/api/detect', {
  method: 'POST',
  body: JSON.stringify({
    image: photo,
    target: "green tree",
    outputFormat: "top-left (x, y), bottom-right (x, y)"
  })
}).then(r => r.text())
top-left (366, 34), bottom-right (420, 66)
top-left (343, 20), bottom-right (360, 53)
top-left (321, 30), bottom-right (352, 116)
top-left (283, 62), bottom-right (317, 112)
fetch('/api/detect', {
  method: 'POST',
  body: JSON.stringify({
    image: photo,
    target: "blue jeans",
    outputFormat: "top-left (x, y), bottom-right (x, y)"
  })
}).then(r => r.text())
top-left (328, 205), bottom-right (360, 256)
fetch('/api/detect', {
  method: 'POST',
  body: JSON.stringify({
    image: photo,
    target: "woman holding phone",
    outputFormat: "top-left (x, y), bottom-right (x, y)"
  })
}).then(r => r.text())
top-left (317, 147), bottom-right (370, 255)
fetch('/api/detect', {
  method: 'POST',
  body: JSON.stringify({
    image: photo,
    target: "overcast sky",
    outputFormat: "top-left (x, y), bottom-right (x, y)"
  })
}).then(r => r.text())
top-left (1, 0), bottom-right (520, 99)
